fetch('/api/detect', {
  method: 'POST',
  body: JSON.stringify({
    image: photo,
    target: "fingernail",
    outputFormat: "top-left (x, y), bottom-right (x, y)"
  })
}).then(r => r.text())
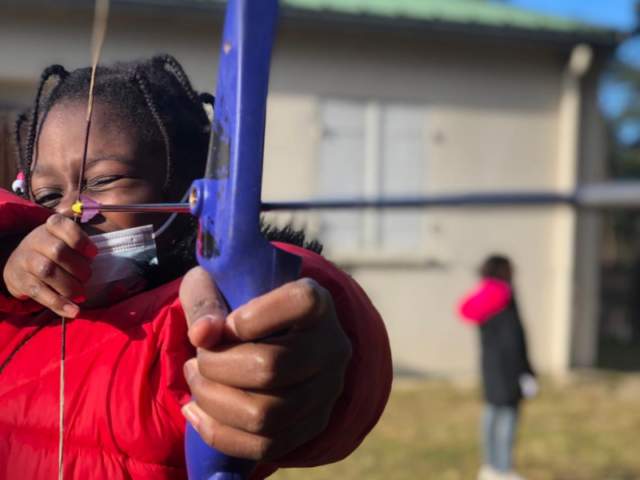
top-left (183, 359), bottom-right (197, 384)
top-left (63, 304), bottom-right (79, 318)
top-left (225, 312), bottom-right (239, 336)
top-left (182, 403), bottom-right (201, 428)
top-left (85, 242), bottom-right (98, 258)
top-left (193, 314), bottom-right (218, 329)
top-left (73, 293), bottom-right (87, 303)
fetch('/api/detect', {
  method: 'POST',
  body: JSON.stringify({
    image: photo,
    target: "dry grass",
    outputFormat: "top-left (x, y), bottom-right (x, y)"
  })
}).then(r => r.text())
top-left (273, 374), bottom-right (640, 480)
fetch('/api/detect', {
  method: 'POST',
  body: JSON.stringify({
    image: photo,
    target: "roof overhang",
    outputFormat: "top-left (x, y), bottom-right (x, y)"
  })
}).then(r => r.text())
top-left (2, 0), bottom-right (624, 50)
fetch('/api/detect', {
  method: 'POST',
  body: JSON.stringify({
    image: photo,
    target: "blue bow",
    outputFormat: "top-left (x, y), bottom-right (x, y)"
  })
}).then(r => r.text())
top-left (185, 1), bottom-right (302, 479)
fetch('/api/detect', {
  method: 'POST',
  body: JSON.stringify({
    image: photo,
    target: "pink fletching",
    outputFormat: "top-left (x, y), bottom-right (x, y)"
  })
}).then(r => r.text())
top-left (79, 194), bottom-right (102, 223)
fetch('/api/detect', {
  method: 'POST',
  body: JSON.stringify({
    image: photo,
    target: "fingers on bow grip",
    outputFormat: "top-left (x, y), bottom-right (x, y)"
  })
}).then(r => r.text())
top-left (227, 278), bottom-right (333, 341)
top-left (181, 399), bottom-right (333, 462)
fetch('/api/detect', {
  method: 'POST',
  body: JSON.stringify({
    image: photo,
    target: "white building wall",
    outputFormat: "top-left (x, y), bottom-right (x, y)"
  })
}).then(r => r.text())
top-left (0, 4), bottom-right (606, 377)
top-left (260, 30), bottom-right (571, 376)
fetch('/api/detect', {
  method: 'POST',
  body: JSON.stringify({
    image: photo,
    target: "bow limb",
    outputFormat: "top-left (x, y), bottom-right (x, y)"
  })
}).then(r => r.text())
top-left (186, 1), bottom-right (303, 479)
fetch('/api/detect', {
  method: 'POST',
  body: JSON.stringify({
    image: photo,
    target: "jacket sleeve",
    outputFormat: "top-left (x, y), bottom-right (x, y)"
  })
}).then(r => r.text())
top-left (0, 189), bottom-right (53, 315)
top-left (458, 279), bottom-right (512, 325)
top-left (258, 243), bottom-right (392, 473)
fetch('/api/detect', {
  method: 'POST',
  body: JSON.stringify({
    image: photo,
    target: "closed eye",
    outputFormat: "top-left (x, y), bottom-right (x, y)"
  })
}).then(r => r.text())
top-left (86, 175), bottom-right (126, 189)
top-left (34, 191), bottom-right (62, 209)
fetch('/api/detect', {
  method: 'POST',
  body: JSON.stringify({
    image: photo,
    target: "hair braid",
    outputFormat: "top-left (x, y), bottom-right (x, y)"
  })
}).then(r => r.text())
top-left (12, 113), bottom-right (28, 173)
top-left (130, 67), bottom-right (173, 192)
top-left (23, 65), bottom-right (68, 193)
top-left (14, 55), bottom-right (322, 288)
top-left (158, 55), bottom-right (199, 103)
top-left (158, 54), bottom-right (212, 127)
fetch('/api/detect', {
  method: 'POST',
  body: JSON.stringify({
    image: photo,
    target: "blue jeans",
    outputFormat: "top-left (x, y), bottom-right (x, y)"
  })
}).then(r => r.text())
top-left (481, 404), bottom-right (518, 473)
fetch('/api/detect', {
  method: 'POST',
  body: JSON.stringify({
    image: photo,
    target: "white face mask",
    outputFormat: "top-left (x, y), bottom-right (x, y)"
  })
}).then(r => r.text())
top-left (79, 188), bottom-right (187, 308)
top-left (83, 224), bottom-right (158, 307)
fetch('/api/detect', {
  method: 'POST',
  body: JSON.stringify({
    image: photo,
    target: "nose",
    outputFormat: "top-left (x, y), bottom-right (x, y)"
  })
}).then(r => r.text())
top-left (56, 193), bottom-right (78, 219)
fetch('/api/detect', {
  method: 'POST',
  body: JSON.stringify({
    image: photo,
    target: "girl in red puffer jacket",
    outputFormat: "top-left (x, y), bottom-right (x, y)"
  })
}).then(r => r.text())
top-left (0, 56), bottom-right (391, 480)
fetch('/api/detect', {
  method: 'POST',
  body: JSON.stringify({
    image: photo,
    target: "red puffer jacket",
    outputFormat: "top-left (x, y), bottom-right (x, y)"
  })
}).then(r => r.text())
top-left (0, 190), bottom-right (392, 480)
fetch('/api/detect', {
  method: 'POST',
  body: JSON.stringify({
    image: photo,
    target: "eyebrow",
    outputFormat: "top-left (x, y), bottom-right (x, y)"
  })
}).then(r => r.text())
top-left (31, 155), bottom-right (137, 177)
top-left (85, 155), bottom-right (137, 170)
top-left (31, 164), bottom-right (54, 177)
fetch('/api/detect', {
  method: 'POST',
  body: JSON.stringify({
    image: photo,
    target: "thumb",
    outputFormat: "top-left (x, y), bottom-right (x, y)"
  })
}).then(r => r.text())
top-left (180, 266), bottom-right (228, 348)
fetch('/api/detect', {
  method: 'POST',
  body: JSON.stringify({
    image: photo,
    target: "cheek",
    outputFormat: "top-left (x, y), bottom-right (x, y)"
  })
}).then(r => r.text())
top-left (83, 185), bottom-right (167, 234)
top-left (85, 211), bottom-right (172, 237)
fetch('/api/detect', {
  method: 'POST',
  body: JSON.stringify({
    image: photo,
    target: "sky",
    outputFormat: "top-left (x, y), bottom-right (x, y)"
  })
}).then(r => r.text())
top-left (505, 0), bottom-right (639, 67)
top-left (497, 0), bottom-right (639, 143)
top-left (506, 0), bottom-right (637, 31)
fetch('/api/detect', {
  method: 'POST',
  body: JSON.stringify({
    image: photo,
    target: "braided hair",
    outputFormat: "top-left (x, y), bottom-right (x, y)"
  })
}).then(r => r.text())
top-left (14, 55), bottom-right (321, 287)
top-left (14, 55), bottom-right (212, 198)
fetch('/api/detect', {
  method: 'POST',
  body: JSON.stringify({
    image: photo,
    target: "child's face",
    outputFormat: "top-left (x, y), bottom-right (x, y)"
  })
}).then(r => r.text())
top-left (30, 101), bottom-right (170, 238)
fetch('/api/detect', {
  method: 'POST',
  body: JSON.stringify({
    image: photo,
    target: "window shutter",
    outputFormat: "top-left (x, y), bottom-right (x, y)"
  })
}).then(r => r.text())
top-left (318, 100), bottom-right (366, 250)
top-left (380, 105), bottom-right (426, 249)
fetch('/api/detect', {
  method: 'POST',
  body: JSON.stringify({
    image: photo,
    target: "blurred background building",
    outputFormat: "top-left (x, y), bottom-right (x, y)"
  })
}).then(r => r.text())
top-left (0, 0), bottom-right (631, 377)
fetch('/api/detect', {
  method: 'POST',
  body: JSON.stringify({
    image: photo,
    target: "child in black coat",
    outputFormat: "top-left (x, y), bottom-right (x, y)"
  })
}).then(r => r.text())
top-left (458, 255), bottom-right (537, 480)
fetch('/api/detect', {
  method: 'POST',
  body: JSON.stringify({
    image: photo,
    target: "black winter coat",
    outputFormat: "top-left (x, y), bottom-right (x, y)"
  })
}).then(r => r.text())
top-left (479, 299), bottom-right (534, 406)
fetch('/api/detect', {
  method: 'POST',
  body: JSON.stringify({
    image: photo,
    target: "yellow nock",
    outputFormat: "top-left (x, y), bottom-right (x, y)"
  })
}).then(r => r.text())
top-left (72, 201), bottom-right (83, 215)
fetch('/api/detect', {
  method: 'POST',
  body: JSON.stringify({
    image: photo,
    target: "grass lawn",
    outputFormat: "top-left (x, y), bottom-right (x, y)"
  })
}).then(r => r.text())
top-left (273, 375), bottom-right (640, 480)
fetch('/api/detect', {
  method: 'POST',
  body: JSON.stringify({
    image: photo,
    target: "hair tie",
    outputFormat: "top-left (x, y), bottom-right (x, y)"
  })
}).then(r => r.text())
top-left (12, 172), bottom-right (25, 194)
top-left (198, 93), bottom-right (215, 106)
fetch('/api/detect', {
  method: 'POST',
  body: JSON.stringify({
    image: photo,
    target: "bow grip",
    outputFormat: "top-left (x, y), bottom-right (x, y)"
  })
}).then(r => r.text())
top-left (186, 175), bottom-right (302, 480)
top-left (185, 1), bottom-right (302, 479)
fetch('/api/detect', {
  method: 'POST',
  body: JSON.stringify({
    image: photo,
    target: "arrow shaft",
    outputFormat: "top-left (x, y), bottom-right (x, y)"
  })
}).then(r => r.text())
top-left (85, 183), bottom-right (640, 214)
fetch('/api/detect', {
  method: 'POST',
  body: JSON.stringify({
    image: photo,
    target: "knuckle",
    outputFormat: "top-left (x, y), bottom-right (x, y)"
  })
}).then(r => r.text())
top-left (246, 403), bottom-right (269, 433)
top-left (296, 278), bottom-right (333, 320)
top-left (253, 351), bottom-right (279, 388)
top-left (36, 259), bottom-right (57, 280)
top-left (294, 278), bottom-right (319, 301)
top-left (48, 294), bottom-right (64, 309)
top-left (46, 214), bottom-right (68, 231)
top-left (247, 407), bottom-right (265, 433)
top-left (27, 283), bottom-right (41, 299)
top-left (49, 240), bottom-right (66, 260)
top-left (291, 278), bottom-right (323, 312)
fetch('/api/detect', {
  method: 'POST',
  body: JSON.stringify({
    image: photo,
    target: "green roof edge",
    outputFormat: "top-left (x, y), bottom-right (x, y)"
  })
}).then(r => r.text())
top-left (179, 0), bottom-right (624, 46)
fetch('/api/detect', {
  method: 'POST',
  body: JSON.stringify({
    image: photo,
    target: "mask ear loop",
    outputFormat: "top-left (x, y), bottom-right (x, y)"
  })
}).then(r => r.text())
top-left (153, 187), bottom-right (191, 239)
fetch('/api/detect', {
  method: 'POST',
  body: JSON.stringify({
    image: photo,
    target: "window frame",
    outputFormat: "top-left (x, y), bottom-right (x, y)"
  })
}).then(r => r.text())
top-left (316, 98), bottom-right (433, 261)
